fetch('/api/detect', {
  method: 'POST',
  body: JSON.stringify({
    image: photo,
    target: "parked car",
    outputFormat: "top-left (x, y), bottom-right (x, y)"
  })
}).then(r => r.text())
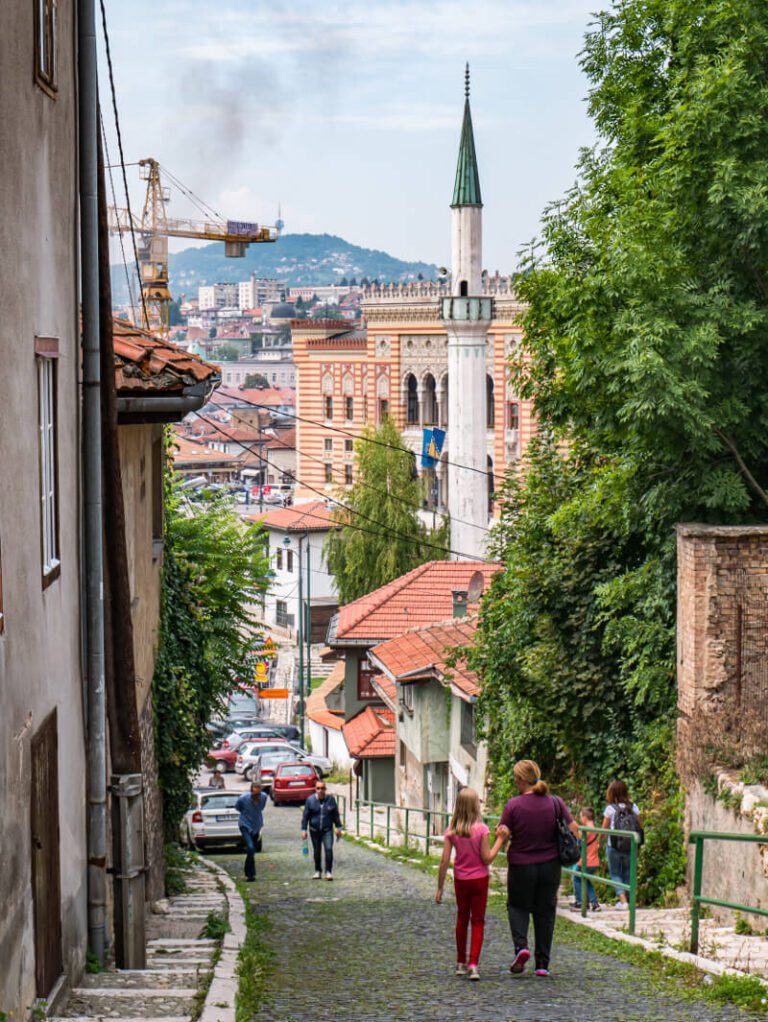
top-left (180, 789), bottom-right (243, 849)
top-left (271, 762), bottom-right (321, 804)
top-left (236, 741), bottom-right (295, 777)
top-left (236, 741), bottom-right (331, 779)
top-left (224, 690), bottom-right (262, 719)
top-left (251, 750), bottom-right (310, 790)
top-left (206, 727), bottom-right (286, 772)
top-left (262, 723), bottom-right (301, 743)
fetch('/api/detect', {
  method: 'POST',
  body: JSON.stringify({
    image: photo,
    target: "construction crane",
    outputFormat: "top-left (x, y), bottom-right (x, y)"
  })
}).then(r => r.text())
top-left (109, 158), bottom-right (279, 335)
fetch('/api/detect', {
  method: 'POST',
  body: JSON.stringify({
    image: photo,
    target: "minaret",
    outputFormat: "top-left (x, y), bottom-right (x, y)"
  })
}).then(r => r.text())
top-left (442, 65), bottom-right (492, 560)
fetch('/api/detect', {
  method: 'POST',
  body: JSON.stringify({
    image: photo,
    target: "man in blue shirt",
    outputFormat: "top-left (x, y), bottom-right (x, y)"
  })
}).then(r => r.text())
top-left (301, 780), bottom-right (343, 880)
top-left (235, 781), bottom-right (268, 881)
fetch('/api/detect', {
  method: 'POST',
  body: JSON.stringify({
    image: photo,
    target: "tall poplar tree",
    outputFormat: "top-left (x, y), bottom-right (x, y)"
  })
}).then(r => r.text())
top-left (325, 419), bottom-right (447, 604)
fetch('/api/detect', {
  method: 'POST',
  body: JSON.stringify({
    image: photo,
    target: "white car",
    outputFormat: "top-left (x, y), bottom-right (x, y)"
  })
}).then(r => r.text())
top-left (180, 789), bottom-right (243, 849)
top-left (236, 741), bottom-right (331, 779)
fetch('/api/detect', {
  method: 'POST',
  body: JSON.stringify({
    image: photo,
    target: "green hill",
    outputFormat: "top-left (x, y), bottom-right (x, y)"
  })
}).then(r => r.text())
top-left (111, 233), bottom-right (438, 303)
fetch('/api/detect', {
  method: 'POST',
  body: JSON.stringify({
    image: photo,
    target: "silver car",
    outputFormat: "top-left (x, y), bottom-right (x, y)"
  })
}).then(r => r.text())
top-left (180, 789), bottom-right (243, 849)
top-left (236, 740), bottom-right (331, 778)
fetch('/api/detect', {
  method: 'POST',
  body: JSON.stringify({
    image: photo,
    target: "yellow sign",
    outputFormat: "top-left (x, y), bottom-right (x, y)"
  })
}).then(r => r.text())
top-left (258, 688), bottom-right (289, 699)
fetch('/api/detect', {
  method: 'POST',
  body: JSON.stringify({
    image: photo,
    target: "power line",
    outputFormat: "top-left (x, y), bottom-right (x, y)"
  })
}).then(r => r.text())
top-left (98, 0), bottom-right (150, 329)
top-left (158, 163), bottom-right (225, 224)
top-left (210, 389), bottom-right (493, 479)
top-left (100, 113), bottom-right (136, 314)
top-left (214, 404), bottom-right (491, 535)
top-left (193, 413), bottom-right (484, 561)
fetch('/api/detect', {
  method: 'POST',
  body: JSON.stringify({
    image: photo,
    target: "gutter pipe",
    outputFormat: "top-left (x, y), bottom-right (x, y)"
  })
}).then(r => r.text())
top-left (78, 0), bottom-right (107, 964)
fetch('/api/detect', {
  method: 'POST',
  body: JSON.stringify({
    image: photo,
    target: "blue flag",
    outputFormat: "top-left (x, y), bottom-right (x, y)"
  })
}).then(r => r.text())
top-left (421, 427), bottom-right (446, 468)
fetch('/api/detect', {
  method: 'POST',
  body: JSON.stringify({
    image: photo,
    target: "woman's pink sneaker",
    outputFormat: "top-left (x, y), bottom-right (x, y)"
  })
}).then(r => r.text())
top-left (509, 948), bottom-right (530, 974)
top-left (534, 967), bottom-right (550, 977)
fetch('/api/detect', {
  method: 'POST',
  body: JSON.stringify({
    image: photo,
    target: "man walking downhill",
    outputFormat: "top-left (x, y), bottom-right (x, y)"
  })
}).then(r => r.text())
top-left (235, 781), bottom-right (268, 882)
top-left (302, 780), bottom-right (343, 880)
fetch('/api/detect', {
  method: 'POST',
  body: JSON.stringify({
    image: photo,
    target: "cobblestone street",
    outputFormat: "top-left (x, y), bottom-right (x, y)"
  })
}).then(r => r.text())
top-left (217, 806), bottom-right (760, 1022)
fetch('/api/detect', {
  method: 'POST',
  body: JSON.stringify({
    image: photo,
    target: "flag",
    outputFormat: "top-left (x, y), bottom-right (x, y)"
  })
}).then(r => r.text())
top-left (421, 427), bottom-right (446, 468)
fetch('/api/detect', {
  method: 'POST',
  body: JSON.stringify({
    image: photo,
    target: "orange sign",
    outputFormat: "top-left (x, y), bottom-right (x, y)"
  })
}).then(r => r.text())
top-left (258, 688), bottom-right (289, 699)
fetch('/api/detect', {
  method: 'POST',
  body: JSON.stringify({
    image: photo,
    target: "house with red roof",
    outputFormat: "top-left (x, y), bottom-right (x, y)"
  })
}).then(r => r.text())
top-left (325, 560), bottom-right (499, 805)
top-left (368, 614), bottom-right (488, 814)
top-left (305, 661), bottom-right (353, 767)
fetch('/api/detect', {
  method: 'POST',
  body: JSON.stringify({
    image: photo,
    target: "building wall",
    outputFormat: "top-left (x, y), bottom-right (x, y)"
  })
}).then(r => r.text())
top-left (262, 527), bottom-right (336, 634)
top-left (215, 358), bottom-right (296, 389)
top-left (0, 0), bottom-right (87, 1009)
top-left (398, 680), bottom-right (450, 766)
top-left (291, 297), bottom-right (535, 511)
top-left (308, 720), bottom-right (352, 768)
top-left (361, 758), bottom-right (395, 803)
top-left (447, 694), bottom-right (488, 803)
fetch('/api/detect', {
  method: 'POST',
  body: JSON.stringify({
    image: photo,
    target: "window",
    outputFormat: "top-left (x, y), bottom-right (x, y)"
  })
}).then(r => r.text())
top-left (398, 740), bottom-right (406, 769)
top-left (286, 549), bottom-right (294, 572)
top-left (357, 656), bottom-right (380, 700)
top-left (460, 701), bottom-right (476, 754)
top-left (406, 374), bottom-right (419, 425)
top-left (344, 439), bottom-right (353, 453)
top-left (35, 0), bottom-right (57, 95)
top-left (37, 343), bottom-right (59, 584)
top-left (378, 398), bottom-right (389, 422)
top-left (402, 684), bottom-right (414, 712)
top-left (276, 548), bottom-right (283, 570)
top-left (324, 463), bottom-right (333, 484)
top-left (324, 396), bottom-right (333, 420)
top-left (276, 600), bottom-right (288, 627)
top-left (151, 435), bottom-right (164, 553)
top-left (506, 401), bottom-right (519, 431)
top-left (487, 375), bottom-right (495, 428)
top-left (344, 464), bottom-right (353, 485)
top-left (363, 395), bottom-right (368, 422)
top-left (345, 396), bottom-right (354, 421)
top-left (324, 438), bottom-right (333, 453)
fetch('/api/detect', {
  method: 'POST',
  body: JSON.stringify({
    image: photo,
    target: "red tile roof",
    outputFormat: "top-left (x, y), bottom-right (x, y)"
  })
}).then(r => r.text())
top-left (211, 385), bottom-right (294, 407)
top-left (113, 320), bottom-right (220, 393)
top-left (369, 617), bottom-right (480, 698)
top-left (306, 662), bottom-right (345, 731)
top-left (332, 561), bottom-right (500, 644)
top-left (247, 500), bottom-right (335, 532)
top-left (172, 436), bottom-right (241, 465)
top-left (342, 705), bottom-right (395, 759)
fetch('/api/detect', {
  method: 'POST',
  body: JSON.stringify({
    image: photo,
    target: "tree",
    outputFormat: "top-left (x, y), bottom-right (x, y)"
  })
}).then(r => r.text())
top-left (208, 326), bottom-right (217, 339)
top-left (243, 373), bottom-right (270, 389)
top-left (152, 478), bottom-right (270, 834)
top-left (216, 343), bottom-right (240, 361)
top-left (168, 297), bottom-right (183, 326)
top-left (325, 419), bottom-right (447, 603)
top-left (470, 0), bottom-right (768, 902)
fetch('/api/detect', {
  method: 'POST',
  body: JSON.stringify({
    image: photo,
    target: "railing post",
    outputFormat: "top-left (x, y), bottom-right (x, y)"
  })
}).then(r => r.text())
top-left (404, 808), bottom-right (410, 849)
top-left (628, 834), bottom-right (638, 935)
top-left (425, 810), bottom-right (432, 854)
top-left (581, 829), bottom-right (588, 918)
top-left (690, 836), bottom-right (704, 954)
top-left (370, 801), bottom-right (374, 840)
top-left (386, 805), bottom-right (391, 848)
top-left (356, 797), bottom-right (360, 837)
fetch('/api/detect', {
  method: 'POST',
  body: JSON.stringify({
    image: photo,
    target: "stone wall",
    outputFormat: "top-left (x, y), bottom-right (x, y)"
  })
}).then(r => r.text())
top-left (140, 693), bottom-right (165, 903)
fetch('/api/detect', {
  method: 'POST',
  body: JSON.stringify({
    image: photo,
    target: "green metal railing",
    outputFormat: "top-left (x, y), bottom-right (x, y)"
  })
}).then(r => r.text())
top-left (571, 826), bottom-right (641, 935)
top-left (689, 830), bottom-right (768, 953)
top-left (354, 799), bottom-right (499, 853)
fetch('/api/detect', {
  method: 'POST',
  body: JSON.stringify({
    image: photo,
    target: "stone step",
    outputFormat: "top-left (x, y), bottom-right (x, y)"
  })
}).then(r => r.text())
top-left (52, 1017), bottom-right (190, 1022)
top-left (148, 938), bottom-right (217, 947)
top-left (78, 969), bottom-right (203, 989)
top-left (59, 989), bottom-right (196, 1018)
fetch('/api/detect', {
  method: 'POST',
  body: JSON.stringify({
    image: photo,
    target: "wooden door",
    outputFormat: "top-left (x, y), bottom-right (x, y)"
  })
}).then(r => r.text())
top-left (31, 709), bottom-right (62, 996)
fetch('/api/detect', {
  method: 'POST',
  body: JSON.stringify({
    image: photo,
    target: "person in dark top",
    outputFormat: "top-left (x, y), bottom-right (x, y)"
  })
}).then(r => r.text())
top-left (235, 781), bottom-right (268, 882)
top-left (496, 759), bottom-right (580, 977)
top-left (301, 780), bottom-right (343, 880)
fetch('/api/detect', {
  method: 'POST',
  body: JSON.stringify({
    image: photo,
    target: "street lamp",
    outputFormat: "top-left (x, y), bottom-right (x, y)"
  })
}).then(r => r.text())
top-left (283, 534), bottom-right (305, 748)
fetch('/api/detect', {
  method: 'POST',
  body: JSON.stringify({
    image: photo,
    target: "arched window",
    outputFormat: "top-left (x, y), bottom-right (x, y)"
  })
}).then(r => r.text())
top-left (460, 280), bottom-right (468, 297)
top-left (423, 373), bottom-right (437, 426)
top-left (487, 455), bottom-right (495, 514)
top-left (439, 373), bottom-right (448, 427)
top-left (405, 374), bottom-right (419, 425)
top-left (486, 374), bottom-right (495, 428)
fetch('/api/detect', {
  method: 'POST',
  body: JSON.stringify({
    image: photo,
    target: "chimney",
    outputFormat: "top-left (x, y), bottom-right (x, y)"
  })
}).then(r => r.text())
top-left (452, 589), bottom-right (468, 619)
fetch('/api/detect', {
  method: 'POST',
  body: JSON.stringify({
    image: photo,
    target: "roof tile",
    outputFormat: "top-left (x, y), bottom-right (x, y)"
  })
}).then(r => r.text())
top-left (342, 705), bottom-right (395, 758)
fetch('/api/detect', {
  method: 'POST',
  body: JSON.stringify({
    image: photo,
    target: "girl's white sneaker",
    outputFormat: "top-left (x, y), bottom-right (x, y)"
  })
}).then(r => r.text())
top-left (468, 965), bottom-right (480, 981)
top-left (455, 963), bottom-right (467, 976)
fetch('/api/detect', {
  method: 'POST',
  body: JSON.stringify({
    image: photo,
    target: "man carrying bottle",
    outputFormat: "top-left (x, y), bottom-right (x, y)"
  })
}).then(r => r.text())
top-left (301, 780), bottom-right (343, 880)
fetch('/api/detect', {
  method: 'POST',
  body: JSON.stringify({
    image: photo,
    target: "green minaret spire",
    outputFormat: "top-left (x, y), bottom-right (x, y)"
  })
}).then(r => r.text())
top-left (451, 63), bottom-right (482, 207)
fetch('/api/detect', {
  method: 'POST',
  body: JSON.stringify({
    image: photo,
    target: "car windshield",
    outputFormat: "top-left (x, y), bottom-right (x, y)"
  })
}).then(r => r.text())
top-left (242, 743), bottom-right (288, 757)
top-left (261, 752), bottom-right (296, 766)
top-left (277, 765), bottom-right (315, 778)
top-left (200, 794), bottom-right (240, 810)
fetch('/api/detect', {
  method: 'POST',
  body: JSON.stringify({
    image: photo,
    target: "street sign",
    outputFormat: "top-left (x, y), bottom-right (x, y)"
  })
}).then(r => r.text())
top-left (258, 688), bottom-right (289, 699)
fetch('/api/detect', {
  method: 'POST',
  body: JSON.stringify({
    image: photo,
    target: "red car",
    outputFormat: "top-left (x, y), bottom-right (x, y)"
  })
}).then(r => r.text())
top-left (271, 762), bottom-right (320, 804)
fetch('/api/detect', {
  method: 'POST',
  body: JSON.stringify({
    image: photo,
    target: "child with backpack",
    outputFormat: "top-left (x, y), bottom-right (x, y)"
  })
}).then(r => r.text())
top-left (435, 787), bottom-right (507, 981)
top-left (568, 806), bottom-right (601, 912)
top-left (601, 780), bottom-right (642, 909)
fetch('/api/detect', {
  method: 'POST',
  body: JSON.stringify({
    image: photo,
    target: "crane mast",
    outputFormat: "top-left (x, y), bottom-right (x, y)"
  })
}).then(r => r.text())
top-left (109, 158), bottom-right (278, 335)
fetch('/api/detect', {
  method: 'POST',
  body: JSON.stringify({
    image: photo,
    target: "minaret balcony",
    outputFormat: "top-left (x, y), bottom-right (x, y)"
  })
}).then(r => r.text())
top-left (441, 296), bottom-right (494, 322)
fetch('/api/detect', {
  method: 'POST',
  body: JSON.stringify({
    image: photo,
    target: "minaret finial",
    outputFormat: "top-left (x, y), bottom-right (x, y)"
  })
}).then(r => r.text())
top-left (465, 62), bottom-right (470, 99)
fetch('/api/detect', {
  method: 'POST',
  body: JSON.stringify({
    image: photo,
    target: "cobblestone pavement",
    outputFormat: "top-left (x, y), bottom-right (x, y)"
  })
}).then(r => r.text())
top-left (216, 807), bottom-right (761, 1022)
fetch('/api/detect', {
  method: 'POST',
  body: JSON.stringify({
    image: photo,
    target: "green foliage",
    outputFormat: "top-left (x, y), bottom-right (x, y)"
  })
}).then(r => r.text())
top-left (153, 457), bottom-right (270, 836)
top-left (216, 343), bottom-right (241, 361)
top-left (236, 898), bottom-right (275, 1022)
top-left (85, 948), bottom-right (105, 974)
top-left (472, 0), bottom-right (768, 902)
top-left (324, 419), bottom-right (447, 604)
top-left (242, 373), bottom-right (269, 389)
top-left (164, 842), bottom-right (196, 896)
top-left (200, 909), bottom-right (231, 940)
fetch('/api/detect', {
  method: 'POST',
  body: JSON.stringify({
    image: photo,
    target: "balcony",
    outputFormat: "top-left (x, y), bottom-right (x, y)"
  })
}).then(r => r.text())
top-left (440, 296), bottom-right (494, 322)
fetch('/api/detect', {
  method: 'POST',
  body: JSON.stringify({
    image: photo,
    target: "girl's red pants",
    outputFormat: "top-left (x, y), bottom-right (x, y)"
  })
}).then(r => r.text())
top-left (454, 875), bottom-right (490, 965)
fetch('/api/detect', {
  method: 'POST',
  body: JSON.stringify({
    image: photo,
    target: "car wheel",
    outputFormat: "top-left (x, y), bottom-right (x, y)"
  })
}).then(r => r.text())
top-left (243, 766), bottom-right (252, 781)
top-left (214, 760), bottom-right (229, 773)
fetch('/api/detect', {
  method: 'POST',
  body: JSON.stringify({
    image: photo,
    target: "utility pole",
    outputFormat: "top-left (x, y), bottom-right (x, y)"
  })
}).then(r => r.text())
top-left (296, 536), bottom-right (305, 749)
top-left (304, 529), bottom-right (311, 748)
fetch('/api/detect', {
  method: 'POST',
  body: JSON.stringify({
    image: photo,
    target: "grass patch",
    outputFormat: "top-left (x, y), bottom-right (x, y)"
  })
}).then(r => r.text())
top-left (200, 908), bottom-right (231, 940)
top-left (85, 947), bottom-right (105, 973)
top-left (324, 767), bottom-right (351, 785)
top-left (556, 915), bottom-right (768, 1015)
top-left (165, 842), bottom-right (198, 897)
top-left (236, 890), bottom-right (276, 1022)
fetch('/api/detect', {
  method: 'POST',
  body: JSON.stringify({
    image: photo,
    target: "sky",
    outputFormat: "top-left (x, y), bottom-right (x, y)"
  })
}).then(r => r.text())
top-left (100, 0), bottom-right (598, 272)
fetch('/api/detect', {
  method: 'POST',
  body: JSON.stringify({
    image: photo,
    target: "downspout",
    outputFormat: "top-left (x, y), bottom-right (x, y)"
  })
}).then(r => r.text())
top-left (78, 0), bottom-right (107, 964)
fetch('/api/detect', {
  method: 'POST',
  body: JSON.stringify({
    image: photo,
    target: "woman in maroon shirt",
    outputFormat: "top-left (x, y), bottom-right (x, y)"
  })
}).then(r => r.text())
top-left (496, 759), bottom-right (580, 977)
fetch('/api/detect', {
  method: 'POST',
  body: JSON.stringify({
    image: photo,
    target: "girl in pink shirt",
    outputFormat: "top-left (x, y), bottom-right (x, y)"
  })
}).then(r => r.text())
top-left (436, 788), bottom-right (506, 981)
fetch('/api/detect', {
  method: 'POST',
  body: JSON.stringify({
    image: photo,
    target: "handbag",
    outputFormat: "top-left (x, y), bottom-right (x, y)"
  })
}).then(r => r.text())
top-left (552, 796), bottom-right (581, 866)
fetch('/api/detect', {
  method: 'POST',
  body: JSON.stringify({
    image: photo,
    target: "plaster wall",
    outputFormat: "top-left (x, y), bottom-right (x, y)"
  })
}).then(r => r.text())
top-left (262, 527), bottom-right (336, 634)
top-left (0, 0), bottom-right (87, 1009)
top-left (448, 694), bottom-right (488, 798)
top-left (399, 680), bottom-right (450, 766)
top-left (451, 206), bottom-right (482, 296)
